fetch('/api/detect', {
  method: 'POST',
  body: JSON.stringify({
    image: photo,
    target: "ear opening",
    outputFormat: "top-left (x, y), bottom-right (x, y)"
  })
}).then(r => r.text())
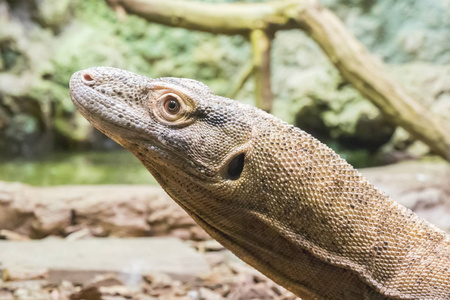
top-left (223, 152), bottom-right (245, 180)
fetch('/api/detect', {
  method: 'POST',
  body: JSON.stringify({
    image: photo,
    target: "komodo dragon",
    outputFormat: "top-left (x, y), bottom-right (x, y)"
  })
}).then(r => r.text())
top-left (69, 67), bottom-right (450, 300)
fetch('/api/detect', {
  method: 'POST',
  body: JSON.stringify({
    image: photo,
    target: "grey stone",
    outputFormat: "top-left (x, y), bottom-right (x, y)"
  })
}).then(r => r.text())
top-left (0, 238), bottom-right (210, 284)
top-left (361, 161), bottom-right (450, 232)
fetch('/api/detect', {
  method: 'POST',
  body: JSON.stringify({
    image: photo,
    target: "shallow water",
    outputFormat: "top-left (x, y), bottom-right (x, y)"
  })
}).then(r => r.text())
top-left (0, 151), bottom-right (157, 186)
top-left (0, 147), bottom-right (381, 186)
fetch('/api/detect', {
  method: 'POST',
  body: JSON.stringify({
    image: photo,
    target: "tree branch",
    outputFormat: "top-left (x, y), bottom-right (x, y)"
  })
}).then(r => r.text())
top-left (250, 29), bottom-right (273, 112)
top-left (106, 0), bottom-right (299, 35)
top-left (107, 0), bottom-right (450, 161)
top-left (229, 61), bottom-right (254, 100)
top-left (296, 5), bottom-right (450, 160)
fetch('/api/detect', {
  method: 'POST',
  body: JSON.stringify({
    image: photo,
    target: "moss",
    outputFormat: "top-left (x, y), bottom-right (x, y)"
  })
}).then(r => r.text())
top-left (0, 46), bottom-right (22, 71)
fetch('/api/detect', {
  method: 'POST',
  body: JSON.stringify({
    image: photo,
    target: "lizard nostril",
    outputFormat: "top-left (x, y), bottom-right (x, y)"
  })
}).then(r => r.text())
top-left (81, 72), bottom-right (96, 86)
top-left (83, 73), bottom-right (94, 82)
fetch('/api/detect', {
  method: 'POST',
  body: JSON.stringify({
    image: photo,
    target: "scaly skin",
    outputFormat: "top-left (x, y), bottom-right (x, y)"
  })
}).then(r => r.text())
top-left (70, 67), bottom-right (450, 300)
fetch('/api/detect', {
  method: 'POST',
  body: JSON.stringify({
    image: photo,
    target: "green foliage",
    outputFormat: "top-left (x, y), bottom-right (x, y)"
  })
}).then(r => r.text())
top-left (51, 0), bottom-right (249, 96)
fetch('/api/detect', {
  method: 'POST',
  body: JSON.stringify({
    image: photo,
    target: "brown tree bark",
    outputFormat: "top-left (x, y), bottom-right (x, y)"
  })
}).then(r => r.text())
top-left (295, 5), bottom-right (450, 160)
top-left (250, 29), bottom-right (273, 112)
top-left (106, 0), bottom-right (450, 161)
top-left (229, 61), bottom-right (254, 100)
top-left (106, 0), bottom-right (298, 35)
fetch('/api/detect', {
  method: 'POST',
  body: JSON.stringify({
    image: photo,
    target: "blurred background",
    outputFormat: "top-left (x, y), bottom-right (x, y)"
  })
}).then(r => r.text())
top-left (0, 0), bottom-right (449, 299)
top-left (1, 0), bottom-right (450, 184)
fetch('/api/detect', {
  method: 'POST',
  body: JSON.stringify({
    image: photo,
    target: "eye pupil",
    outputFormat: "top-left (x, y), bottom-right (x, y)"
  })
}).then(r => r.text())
top-left (168, 100), bottom-right (177, 110)
top-left (164, 96), bottom-right (180, 114)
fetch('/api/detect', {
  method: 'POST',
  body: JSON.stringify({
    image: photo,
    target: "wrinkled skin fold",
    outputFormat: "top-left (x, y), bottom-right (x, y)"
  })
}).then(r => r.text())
top-left (70, 67), bottom-right (450, 300)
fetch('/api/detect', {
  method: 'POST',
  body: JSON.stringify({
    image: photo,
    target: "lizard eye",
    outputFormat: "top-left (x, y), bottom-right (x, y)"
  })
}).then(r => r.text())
top-left (164, 96), bottom-right (181, 115)
top-left (157, 93), bottom-right (184, 122)
top-left (152, 88), bottom-right (195, 126)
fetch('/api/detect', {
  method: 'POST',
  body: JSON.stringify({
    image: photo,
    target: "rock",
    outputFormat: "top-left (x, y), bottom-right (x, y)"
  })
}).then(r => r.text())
top-left (99, 285), bottom-right (134, 298)
top-left (86, 275), bottom-right (125, 288)
top-left (70, 274), bottom-right (127, 300)
top-left (0, 229), bottom-right (29, 241)
top-left (189, 227), bottom-right (211, 241)
top-left (0, 290), bottom-right (13, 300)
top-left (101, 295), bottom-right (129, 300)
top-left (203, 253), bottom-right (225, 268)
top-left (360, 161), bottom-right (450, 232)
top-left (0, 182), bottom-right (206, 239)
top-left (70, 285), bottom-right (101, 300)
top-left (0, 279), bottom-right (48, 291)
top-left (204, 260), bottom-right (298, 300)
top-left (0, 238), bottom-right (300, 300)
top-left (232, 282), bottom-right (279, 300)
top-left (65, 228), bottom-right (93, 241)
top-left (143, 273), bottom-right (173, 290)
top-left (0, 238), bottom-right (210, 285)
top-left (13, 287), bottom-right (49, 300)
top-left (2, 267), bottom-right (48, 281)
top-left (196, 240), bottom-right (224, 254)
top-left (134, 296), bottom-right (158, 300)
top-left (198, 287), bottom-right (224, 300)
top-left (169, 228), bottom-right (192, 241)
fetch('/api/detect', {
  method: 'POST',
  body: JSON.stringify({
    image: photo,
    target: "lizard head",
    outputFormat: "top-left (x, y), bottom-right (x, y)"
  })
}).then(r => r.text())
top-left (69, 67), bottom-right (267, 213)
top-left (70, 67), bottom-right (389, 299)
